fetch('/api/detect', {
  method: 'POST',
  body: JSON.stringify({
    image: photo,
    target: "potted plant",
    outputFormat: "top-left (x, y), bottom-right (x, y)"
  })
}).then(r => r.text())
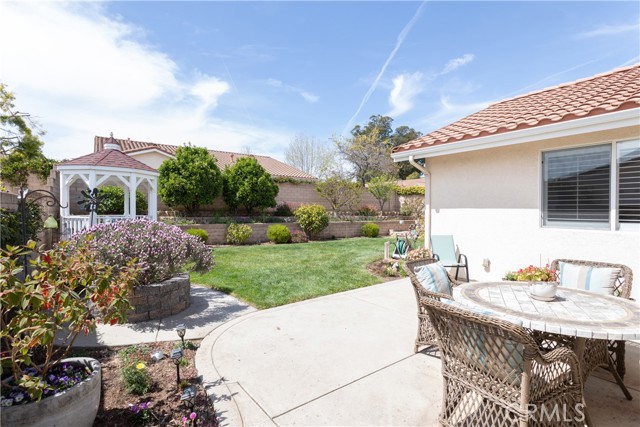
top-left (1, 239), bottom-right (140, 427)
top-left (505, 264), bottom-right (559, 300)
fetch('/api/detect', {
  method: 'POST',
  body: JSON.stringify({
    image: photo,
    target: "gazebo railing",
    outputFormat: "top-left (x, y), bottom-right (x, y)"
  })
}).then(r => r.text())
top-left (61, 215), bottom-right (149, 240)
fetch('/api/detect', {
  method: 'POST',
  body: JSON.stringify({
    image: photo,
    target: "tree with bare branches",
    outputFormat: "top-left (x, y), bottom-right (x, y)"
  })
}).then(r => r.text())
top-left (284, 133), bottom-right (334, 179)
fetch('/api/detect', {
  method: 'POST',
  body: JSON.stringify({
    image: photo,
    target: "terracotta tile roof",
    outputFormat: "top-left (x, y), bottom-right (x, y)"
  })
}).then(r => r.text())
top-left (393, 64), bottom-right (640, 154)
top-left (94, 136), bottom-right (317, 181)
top-left (58, 149), bottom-right (158, 173)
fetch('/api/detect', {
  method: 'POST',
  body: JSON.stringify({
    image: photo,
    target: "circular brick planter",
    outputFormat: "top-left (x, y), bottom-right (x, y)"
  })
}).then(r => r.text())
top-left (126, 274), bottom-right (191, 323)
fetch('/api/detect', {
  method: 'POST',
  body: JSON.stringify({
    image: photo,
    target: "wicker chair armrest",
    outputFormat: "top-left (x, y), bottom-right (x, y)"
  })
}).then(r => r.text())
top-left (537, 346), bottom-right (581, 370)
top-left (419, 291), bottom-right (454, 302)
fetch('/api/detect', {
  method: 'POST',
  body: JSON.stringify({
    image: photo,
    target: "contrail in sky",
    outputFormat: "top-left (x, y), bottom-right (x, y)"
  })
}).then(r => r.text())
top-left (342, 1), bottom-right (428, 136)
top-left (504, 58), bottom-right (601, 98)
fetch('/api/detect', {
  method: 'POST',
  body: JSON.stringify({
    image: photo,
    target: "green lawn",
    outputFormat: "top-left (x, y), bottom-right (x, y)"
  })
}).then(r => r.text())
top-left (190, 237), bottom-right (393, 309)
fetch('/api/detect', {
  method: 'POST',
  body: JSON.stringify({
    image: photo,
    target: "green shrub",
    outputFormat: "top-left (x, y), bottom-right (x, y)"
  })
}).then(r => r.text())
top-left (395, 185), bottom-right (425, 196)
top-left (121, 362), bottom-right (152, 395)
top-left (356, 205), bottom-right (378, 217)
top-left (186, 228), bottom-right (208, 244)
top-left (0, 201), bottom-right (42, 249)
top-left (294, 204), bottom-right (329, 239)
top-left (226, 223), bottom-right (253, 245)
top-left (267, 224), bottom-right (291, 244)
top-left (97, 186), bottom-right (147, 215)
top-left (290, 230), bottom-right (308, 243)
top-left (361, 223), bottom-right (379, 238)
top-left (274, 203), bottom-right (293, 216)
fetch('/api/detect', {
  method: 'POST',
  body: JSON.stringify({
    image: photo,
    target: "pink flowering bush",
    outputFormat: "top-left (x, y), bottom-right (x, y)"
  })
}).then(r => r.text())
top-left (68, 219), bottom-right (214, 285)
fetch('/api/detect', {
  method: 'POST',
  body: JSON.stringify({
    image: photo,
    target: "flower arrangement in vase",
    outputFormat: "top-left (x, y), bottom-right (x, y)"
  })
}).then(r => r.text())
top-left (505, 264), bottom-right (559, 300)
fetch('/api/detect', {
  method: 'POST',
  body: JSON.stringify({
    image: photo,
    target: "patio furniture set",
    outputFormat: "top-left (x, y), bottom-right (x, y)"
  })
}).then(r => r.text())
top-left (403, 258), bottom-right (639, 427)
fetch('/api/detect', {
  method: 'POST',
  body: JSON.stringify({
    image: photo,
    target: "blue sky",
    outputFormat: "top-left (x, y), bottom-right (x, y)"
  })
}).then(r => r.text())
top-left (1, 1), bottom-right (638, 163)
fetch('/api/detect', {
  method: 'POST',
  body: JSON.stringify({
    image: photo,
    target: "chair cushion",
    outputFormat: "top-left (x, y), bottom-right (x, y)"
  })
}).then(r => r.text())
top-left (415, 262), bottom-right (452, 296)
top-left (441, 300), bottom-right (524, 384)
top-left (558, 262), bottom-right (621, 295)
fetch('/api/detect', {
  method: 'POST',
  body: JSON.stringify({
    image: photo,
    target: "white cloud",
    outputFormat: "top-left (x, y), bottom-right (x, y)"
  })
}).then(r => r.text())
top-left (0, 1), bottom-right (289, 161)
top-left (266, 78), bottom-right (318, 103)
top-left (440, 54), bottom-right (475, 75)
top-left (577, 22), bottom-right (640, 39)
top-left (190, 75), bottom-right (231, 109)
top-left (418, 94), bottom-right (492, 132)
top-left (387, 72), bottom-right (424, 117)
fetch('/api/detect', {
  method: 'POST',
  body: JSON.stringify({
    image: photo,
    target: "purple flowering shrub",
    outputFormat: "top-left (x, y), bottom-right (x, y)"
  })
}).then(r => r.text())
top-left (68, 219), bottom-right (214, 285)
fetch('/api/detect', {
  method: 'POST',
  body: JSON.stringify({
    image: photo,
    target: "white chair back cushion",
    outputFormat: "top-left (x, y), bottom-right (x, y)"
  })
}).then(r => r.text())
top-left (558, 262), bottom-right (620, 295)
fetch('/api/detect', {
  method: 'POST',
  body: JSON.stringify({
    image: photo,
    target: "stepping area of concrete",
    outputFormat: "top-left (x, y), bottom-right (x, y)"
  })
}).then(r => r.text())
top-left (195, 279), bottom-right (640, 426)
top-left (73, 284), bottom-right (255, 347)
top-left (72, 278), bottom-right (640, 425)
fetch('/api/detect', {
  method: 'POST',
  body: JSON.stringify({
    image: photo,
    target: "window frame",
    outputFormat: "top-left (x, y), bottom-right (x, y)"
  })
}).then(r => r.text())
top-left (540, 139), bottom-right (639, 232)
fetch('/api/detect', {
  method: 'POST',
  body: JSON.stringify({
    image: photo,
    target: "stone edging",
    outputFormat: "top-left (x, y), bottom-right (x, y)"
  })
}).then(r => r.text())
top-left (127, 274), bottom-right (191, 323)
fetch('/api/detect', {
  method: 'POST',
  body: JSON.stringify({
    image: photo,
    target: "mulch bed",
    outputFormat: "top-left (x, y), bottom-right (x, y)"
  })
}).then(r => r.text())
top-left (71, 340), bottom-right (218, 427)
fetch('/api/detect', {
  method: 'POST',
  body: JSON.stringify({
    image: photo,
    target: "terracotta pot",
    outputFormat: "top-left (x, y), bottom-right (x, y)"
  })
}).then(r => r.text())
top-left (1, 357), bottom-right (101, 427)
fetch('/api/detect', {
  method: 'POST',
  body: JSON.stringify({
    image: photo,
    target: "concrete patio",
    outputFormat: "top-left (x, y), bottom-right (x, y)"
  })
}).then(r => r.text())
top-left (195, 278), bottom-right (640, 426)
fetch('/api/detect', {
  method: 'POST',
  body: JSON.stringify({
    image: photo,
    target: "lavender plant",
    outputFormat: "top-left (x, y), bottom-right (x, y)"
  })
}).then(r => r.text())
top-left (67, 219), bottom-right (214, 285)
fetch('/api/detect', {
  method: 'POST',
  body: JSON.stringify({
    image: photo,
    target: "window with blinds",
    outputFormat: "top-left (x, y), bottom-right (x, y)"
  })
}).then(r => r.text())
top-left (543, 144), bottom-right (611, 228)
top-left (618, 140), bottom-right (640, 226)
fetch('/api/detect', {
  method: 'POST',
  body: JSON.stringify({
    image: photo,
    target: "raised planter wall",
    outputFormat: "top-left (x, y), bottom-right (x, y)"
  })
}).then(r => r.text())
top-left (178, 220), bottom-right (412, 245)
top-left (127, 274), bottom-right (191, 323)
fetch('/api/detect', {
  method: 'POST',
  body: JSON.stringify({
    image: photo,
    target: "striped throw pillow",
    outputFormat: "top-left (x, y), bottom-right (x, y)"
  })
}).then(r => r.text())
top-left (415, 262), bottom-right (452, 296)
top-left (558, 262), bottom-right (620, 296)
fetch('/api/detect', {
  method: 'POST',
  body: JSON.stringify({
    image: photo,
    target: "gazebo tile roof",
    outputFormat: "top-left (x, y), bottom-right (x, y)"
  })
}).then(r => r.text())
top-left (58, 149), bottom-right (158, 173)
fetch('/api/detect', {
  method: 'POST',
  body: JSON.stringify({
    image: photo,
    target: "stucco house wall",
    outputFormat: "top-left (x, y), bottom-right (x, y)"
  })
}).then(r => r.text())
top-left (128, 150), bottom-right (172, 170)
top-left (424, 125), bottom-right (639, 299)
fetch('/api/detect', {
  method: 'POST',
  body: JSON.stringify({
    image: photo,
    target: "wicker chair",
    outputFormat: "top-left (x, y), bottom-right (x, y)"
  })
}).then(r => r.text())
top-left (421, 296), bottom-right (587, 427)
top-left (403, 259), bottom-right (462, 353)
top-left (547, 259), bottom-right (633, 400)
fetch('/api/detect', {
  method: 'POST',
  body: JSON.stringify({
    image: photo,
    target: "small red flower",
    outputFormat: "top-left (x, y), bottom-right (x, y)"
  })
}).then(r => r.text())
top-left (43, 254), bottom-right (52, 264)
top-left (109, 318), bottom-right (118, 326)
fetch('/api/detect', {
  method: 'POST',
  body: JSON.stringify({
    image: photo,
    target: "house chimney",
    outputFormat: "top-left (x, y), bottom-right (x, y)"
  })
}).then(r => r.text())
top-left (230, 153), bottom-right (234, 162)
top-left (104, 132), bottom-right (122, 151)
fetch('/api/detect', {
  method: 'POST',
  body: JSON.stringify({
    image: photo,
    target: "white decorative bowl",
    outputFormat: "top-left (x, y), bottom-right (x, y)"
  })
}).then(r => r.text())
top-left (530, 281), bottom-right (558, 299)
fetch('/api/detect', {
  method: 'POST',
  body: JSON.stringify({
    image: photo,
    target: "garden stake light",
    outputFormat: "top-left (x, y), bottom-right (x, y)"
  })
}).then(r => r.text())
top-left (180, 385), bottom-right (197, 426)
top-left (176, 324), bottom-right (187, 348)
top-left (171, 348), bottom-right (184, 388)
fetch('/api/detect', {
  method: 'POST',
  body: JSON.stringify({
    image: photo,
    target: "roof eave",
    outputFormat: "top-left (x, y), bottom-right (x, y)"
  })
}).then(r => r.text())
top-left (391, 108), bottom-right (640, 162)
top-left (56, 164), bottom-right (159, 177)
top-left (126, 147), bottom-right (175, 157)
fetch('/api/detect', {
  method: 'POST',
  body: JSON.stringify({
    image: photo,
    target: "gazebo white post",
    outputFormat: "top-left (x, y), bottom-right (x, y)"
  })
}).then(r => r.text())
top-left (129, 173), bottom-right (137, 219)
top-left (123, 187), bottom-right (130, 216)
top-left (148, 178), bottom-right (157, 220)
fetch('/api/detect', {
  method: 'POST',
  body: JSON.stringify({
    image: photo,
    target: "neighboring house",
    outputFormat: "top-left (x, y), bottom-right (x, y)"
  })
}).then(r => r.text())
top-left (392, 64), bottom-right (639, 299)
top-left (93, 136), bottom-right (316, 181)
top-left (92, 136), bottom-right (318, 214)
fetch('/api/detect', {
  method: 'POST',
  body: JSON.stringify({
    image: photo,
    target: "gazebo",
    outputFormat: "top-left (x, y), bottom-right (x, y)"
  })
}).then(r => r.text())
top-left (57, 135), bottom-right (159, 239)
